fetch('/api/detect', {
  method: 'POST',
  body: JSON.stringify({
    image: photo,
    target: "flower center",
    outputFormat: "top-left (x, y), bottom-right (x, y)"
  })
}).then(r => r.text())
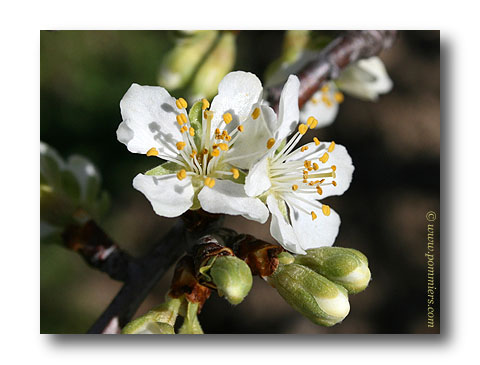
top-left (267, 117), bottom-right (338, 220)
top-left (146, 97), bottom-right (253, 189)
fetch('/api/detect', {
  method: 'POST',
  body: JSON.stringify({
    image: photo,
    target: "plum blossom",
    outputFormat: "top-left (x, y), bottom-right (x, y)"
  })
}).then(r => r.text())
top-left (243, 76), bottom-right (355, 254)
top-left (116, 71), bottom-right (295, 222)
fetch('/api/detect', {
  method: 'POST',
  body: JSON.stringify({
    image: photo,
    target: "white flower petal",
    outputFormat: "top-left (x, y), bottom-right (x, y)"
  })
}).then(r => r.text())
top-left (244, 155), bottom-right (271, 197)
top-left (275, 75), bottom-right (300, 142)
top-left (266, 195), bottom-right (304, 254)
top-left (300, 87), bottom-right (339, 128)
top-left (287, 197), bottom-right (340, 251)
top-left (209, 71), bottom-right (263, 136)
top-left (132, 173), bottom-right (194, 218)
top-left (198, 179), bottom-right (269, 223)
top-left (119, 84), bottom-right (183, 159)
top-left (287, 142), bottom-right (354, 199)
top-left (67, 155), bottom-right (101, 200)
top-left (230, 104), bottom-right (277, 169)
top-left (336, 57), bottom-right (393, 101)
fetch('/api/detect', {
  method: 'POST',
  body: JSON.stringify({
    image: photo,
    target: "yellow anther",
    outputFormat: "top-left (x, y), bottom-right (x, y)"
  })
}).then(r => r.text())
top-left (202, 148), bottom-right (208, 155)
top-left (313, 137), bottom-right (320, 146)
top-left (301, 146), bottom-right (309, 152)
top-left (317, 186), bottom-right (323, 195)
top-left (311, 98), bottom-right (319, 104)
top-left (292, 184), bottom-right (298, 191)
top-left (303, 179), bottom-right (308, 183)
top-left (319, 179), bottom-right (325, 183)
top-left (313, 162), bottom-right (319, 170)
top-left (304, 160), bottom-right (312, 169)
top-left (176, 114), bottom-right (187, 125)
top-left (319, 152), bottom-right (329, 163)
top-left (322, 205), bottom-right (331, 216)
top-left (331, 165), bottom-right (337, 171)
top-left (237, 125), bottom-right (244, 132)
top-left (309, 118), bottom-right (318, 129)
top-left (307, 116), bottom-right (316, 127)
top-left (211, 148), bottom-right (220, 157)
top-left (180, 126), bottom-right (187, 133)
top-left (218, 143), bottom-right (229, 151)
top-left (215, 128), bottom-right (220, 135)
top-left (223, 112), bottom-right (233, 124)
top-left (176, 98), bottom-right (188, 109)
top-left (267, 138), bottom-right (276, 149)
top-left (321, 84), bottom-right (330, 93)
top-left (189, 150), bottom-right (197, 159)
top-left (204, 110), bottom-right (213, 120)
top-left (202, 98), bottom-right (210, 110)
top-left (311, 211), bottom-right (317, 221)
top-left (328, 141), bottom-right (336, 152)
top-left (298, 124), bottom-right (308, 135)
top-left (252, 107), bottom-right (261, 120)
top-left (231, 168), bottom-right (240, 179)
top-left (225, 135), bottom-right (232, 141)
top-left (332, 181), bottom-right (337, 187)
top-left (204, 177), bottom-right (216, 188)
top-left (322, 94), bottom-right (333, 108)
top-left (334, 92), bottom-right (344, 103)
top-left (189, 127), bottom-right (195, 136)
top-left (176, 169), bottom-right (187, 181)
top-left (176, 141), bottom-right (186, 150)
top-left (146, 147), bottom-right (158, 157)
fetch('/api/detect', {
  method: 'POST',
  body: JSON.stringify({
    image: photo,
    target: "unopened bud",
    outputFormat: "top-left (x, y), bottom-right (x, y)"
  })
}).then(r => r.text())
top-left (157, 30), bottom-right (218, 90)
top-left (188, 31), bottom-right (236, 101)
top-left (269, 263), bottom-right (350, 327)
top-left (295, 247), bottom-right (371, 294)
top-left (210, 255), bottom-right (252, 305)
top-left (121, 296), bottom-right (182, 334)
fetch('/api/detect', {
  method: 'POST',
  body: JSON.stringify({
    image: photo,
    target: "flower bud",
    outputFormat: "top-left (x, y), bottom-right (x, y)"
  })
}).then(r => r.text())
top-left (295, 247), bottom-right (371, 294)
top-left (269, 263), bottom-right (350, 327)
top-left (122, 296), bottom-right (182, 334)
top-left (188, 31), bottom-right (236, 101)
top-left (40, 142), bottom-right (109, 242)
top-left (210, 255), bottom-right (252, 305)
top-left (157, 30), bottom-right (218, 90)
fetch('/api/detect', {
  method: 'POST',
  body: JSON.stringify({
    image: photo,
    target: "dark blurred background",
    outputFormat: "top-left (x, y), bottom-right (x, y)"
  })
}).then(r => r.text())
top-left (40, 30), bottom-right (440, 334)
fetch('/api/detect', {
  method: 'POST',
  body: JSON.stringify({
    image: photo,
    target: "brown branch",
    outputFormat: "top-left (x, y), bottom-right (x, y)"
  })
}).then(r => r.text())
top-left (266, 30), bottom-right (398, 111)
top-left (85, 210), bottom-right (223, 334)
top-left (62, 220), bottom-right (132, 282)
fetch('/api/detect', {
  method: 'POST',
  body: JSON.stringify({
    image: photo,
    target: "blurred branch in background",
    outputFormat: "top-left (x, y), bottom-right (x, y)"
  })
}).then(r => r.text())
top-left (267, 30), bottom-right (397, 111)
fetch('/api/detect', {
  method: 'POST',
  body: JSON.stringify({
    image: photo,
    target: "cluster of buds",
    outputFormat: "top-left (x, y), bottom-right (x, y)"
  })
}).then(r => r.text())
top-left (121, 232), bottom-right (371, 333)
top-left (268, 247), bottom-right (371, 326)
top-left (157, 30), bottom-right (236, 102)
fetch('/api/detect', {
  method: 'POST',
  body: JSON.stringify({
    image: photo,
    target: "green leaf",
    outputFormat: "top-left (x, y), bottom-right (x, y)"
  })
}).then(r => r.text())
top-left (188, 100), bottom-right (204, 148)
top-left (145, 161), bottom-right (179, 176)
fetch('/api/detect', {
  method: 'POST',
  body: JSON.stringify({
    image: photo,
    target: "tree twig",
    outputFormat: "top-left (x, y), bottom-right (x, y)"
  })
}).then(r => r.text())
top-left (86, 211), bottom-right (223, 334)
top-left (266, 30), bottom-right (398, 111)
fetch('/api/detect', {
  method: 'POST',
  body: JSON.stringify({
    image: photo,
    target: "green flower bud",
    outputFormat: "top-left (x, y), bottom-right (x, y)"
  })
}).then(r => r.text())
top-left (122, 317), bottom-right (175, 334)
top-left (188, 31), bottom-right (236, 101)
top-left (157, 30), bottom-right (218, 90)
top-left (295, 247), bottom-right (371, 294)
top-left (277, 251), bottom-right (295, 265)
top-left (210, 255), bottom-right (252, 305)
top-left (269, 263), bottom-right (350, 327)
top-left (122, 296), bottom-right (182, 334)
